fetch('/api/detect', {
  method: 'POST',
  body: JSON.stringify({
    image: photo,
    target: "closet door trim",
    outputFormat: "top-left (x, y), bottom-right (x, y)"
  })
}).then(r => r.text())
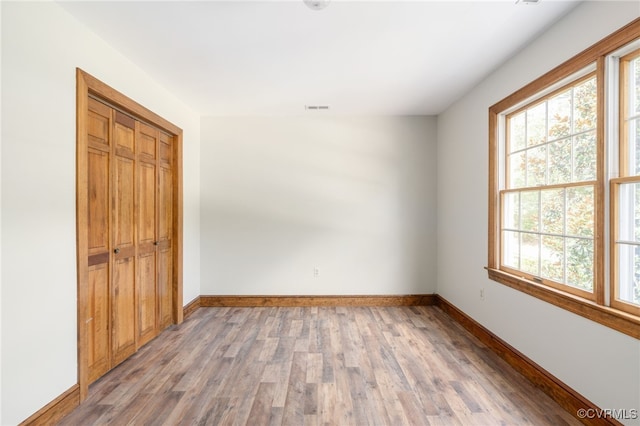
top-left (76, 68), bottom-right (184, 401)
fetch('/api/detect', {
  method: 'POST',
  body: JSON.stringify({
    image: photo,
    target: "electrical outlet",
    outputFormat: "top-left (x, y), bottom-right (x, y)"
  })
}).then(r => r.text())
top-left (480, 288), bottom-right (485, 300)
top-left (313, 267), bottom-right (320, 277)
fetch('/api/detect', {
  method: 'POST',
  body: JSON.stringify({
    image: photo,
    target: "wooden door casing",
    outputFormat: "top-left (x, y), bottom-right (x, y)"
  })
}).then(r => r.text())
top-left (77, 69), bottom-right (184, 400)
top-left (85, 101), bottom-right (172, 378)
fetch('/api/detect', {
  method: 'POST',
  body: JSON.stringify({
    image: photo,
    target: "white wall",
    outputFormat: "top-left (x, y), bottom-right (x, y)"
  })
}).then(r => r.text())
top-left (437, 2), bottom-right (640, 424)
top-left (0, 2), bottom-right (201, 424)
top-left (0, 2), bottom-right (3, 422)
top-left (201, 116), bottom-right (436, 296)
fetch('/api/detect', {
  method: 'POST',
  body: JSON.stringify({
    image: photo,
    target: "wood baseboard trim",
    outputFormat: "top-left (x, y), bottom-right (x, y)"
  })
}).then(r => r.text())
top-left (435, 295), bottom-right (622, 426)
top-left (183, 296), bottom-right (201, 318)
top-left (200, 294), bottom-right (437, 307)
top-left (19, 384), bottom-right (80, 426)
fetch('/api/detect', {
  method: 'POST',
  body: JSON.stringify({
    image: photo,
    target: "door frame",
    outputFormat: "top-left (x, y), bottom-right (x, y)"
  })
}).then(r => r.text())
top-left (76, 69), bottom-right (184, 400)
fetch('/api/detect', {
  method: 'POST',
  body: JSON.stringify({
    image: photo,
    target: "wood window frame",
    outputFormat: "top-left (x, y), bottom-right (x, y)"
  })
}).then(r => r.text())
top-left (500, 72), bottom-right (598, 301)
top-left (488, 19), bottom-right (640, 340)
top-left (76, 69), bottom-right (184, 400)
top-left (611, 48), bottom-right (640, 318)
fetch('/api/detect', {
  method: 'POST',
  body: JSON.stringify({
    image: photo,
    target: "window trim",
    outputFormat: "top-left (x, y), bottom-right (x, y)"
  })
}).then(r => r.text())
top-left (610, 48), bottom-right (640, 318)
top-left (488, 18), bottom-right (640, 340)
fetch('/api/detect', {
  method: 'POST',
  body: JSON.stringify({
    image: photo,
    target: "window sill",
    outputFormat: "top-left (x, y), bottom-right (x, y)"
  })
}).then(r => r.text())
top-left (486, 267), bottom-right (640, 340)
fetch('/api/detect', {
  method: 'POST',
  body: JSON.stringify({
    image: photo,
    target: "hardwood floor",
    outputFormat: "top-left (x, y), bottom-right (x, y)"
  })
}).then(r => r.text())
top-left (59, 306), bottom-right (580, 425)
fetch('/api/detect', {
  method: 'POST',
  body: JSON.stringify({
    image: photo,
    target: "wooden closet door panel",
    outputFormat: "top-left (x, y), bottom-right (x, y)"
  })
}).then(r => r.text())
top-left (87, 263), bottom-right (110, 383)
top-left (158, 165), bottom-right (172, 242)
top-left (157, 246), bottom-right (172, 328)
top-left (159, 132), bottom-right (172, 165)
top-left (87, 149), bottom-right (110, 257)
top-left (86, 148), bottom-right (110, 381)
top-left (138, 161), bottom-right (157, 246)
top-left (87, 98), bottom-right (110, 150)
top-left (86, 98), bottom-right (112, 384)
top-left (114, 157), bottom-right (135, 252)
top-left (158, 132), bottom-right (173, 327)
top-left (137, 122), bottom-right (159, 347)
top-left (112, 257), bottom-right (136, 365)
top-left (137, 251), bottom-right (157, 347)
top-left (138, 124), bottom-right (157, 160)
top-left (114, 113), bottom-right (135, 154)
top-left (112, 116), bottom-right (137, 365)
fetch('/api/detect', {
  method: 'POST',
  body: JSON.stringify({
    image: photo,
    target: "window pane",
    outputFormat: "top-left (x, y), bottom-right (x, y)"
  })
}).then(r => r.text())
top-left (566, 237), bottom-right (593, 291)
top-left (541, 188), bottom-right (564, 235)
top-left (527, 103), bottom-right (547, 147)
top-left (521, 233), bottom-right (540, 275)
top-left (573, 77), bottom-right (597, 133)
top-left (633, 57), bottom-right (640, 115)
top-left (526, 145), bottom-right (546, 186)
top-left (520, 191), bottom-right (539, 232)
top-left (567, 186), bottom-right (594, 237)
top-left (541, 236), bottom-right (564, 282)
top-left (508, 151), bottom-right (526, 188)
top-left (618, 182), bottom-right (640, 242)
top-left (631, 118), bottom-right (640, 176)
top-left (503, 192), bottom-right (519, 230)
top-left (617, 243), bottom-right (640, 306)
top-left (548, 90), bottom-right (571, 140)
top-left (573, 131), bottom-right (596, 182)
top-left (503, 231), bottom-right (520, 269)
top-left (509, 112), bottom-right (526, 152)
top-left (548, 138), bottom-right (571, 184)
top-left (637, 183), bottom-right (640, 242)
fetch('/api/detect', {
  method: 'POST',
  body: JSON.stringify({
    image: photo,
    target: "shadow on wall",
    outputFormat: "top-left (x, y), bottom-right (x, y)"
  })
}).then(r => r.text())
top-left (200, 117), bottom-right (436, 295)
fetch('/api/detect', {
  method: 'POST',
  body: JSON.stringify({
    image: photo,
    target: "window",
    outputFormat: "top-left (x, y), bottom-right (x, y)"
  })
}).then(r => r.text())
top-left (502, 74), bottom-right (597, 298)
top-left (488, 19), bottom-right (640, 339)
top-left (612, 48), bottom-right (640, 317)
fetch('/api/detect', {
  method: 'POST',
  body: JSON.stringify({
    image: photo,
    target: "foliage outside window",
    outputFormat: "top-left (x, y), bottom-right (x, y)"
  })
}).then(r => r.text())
top-left (488, 19), bottom-right (640, 339)
top-left (502, 75), bottom-right (597, 298)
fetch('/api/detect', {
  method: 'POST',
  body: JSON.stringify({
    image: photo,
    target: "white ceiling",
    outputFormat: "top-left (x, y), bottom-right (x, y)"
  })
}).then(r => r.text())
top-left (58, 0), bottom-right (581, 116)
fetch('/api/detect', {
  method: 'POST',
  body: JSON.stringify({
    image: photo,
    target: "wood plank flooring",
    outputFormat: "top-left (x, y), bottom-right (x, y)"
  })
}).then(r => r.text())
top-left (59, 306), bottom-right (580, 425)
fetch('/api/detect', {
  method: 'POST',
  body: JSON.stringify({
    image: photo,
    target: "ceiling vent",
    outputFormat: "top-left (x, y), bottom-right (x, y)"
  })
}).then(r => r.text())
top-left (515, 0), bottom-right (540, 4)
top-left (305, 105), bottom-right (330, 111)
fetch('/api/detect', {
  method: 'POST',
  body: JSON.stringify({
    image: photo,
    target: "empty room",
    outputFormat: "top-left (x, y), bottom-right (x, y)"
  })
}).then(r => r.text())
top-left (1, 0), bottom-right (639, 425)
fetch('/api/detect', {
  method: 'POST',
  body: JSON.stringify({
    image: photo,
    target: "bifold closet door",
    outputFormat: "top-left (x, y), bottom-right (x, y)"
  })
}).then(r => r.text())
top-left (158, 132), bottom-right (173, 329)
top-left (136, 122), bottom-right (159, 348)
top-left (79, 70), bottom-right (183, 396)
top-left (111, 112), bottom-right (138, 366)
top-left (84, 96), bottom-right (174, 384)
top-left (136, 124), bottom-right (174, 346)
top-left (86, 98), bottom-right (112, 383)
